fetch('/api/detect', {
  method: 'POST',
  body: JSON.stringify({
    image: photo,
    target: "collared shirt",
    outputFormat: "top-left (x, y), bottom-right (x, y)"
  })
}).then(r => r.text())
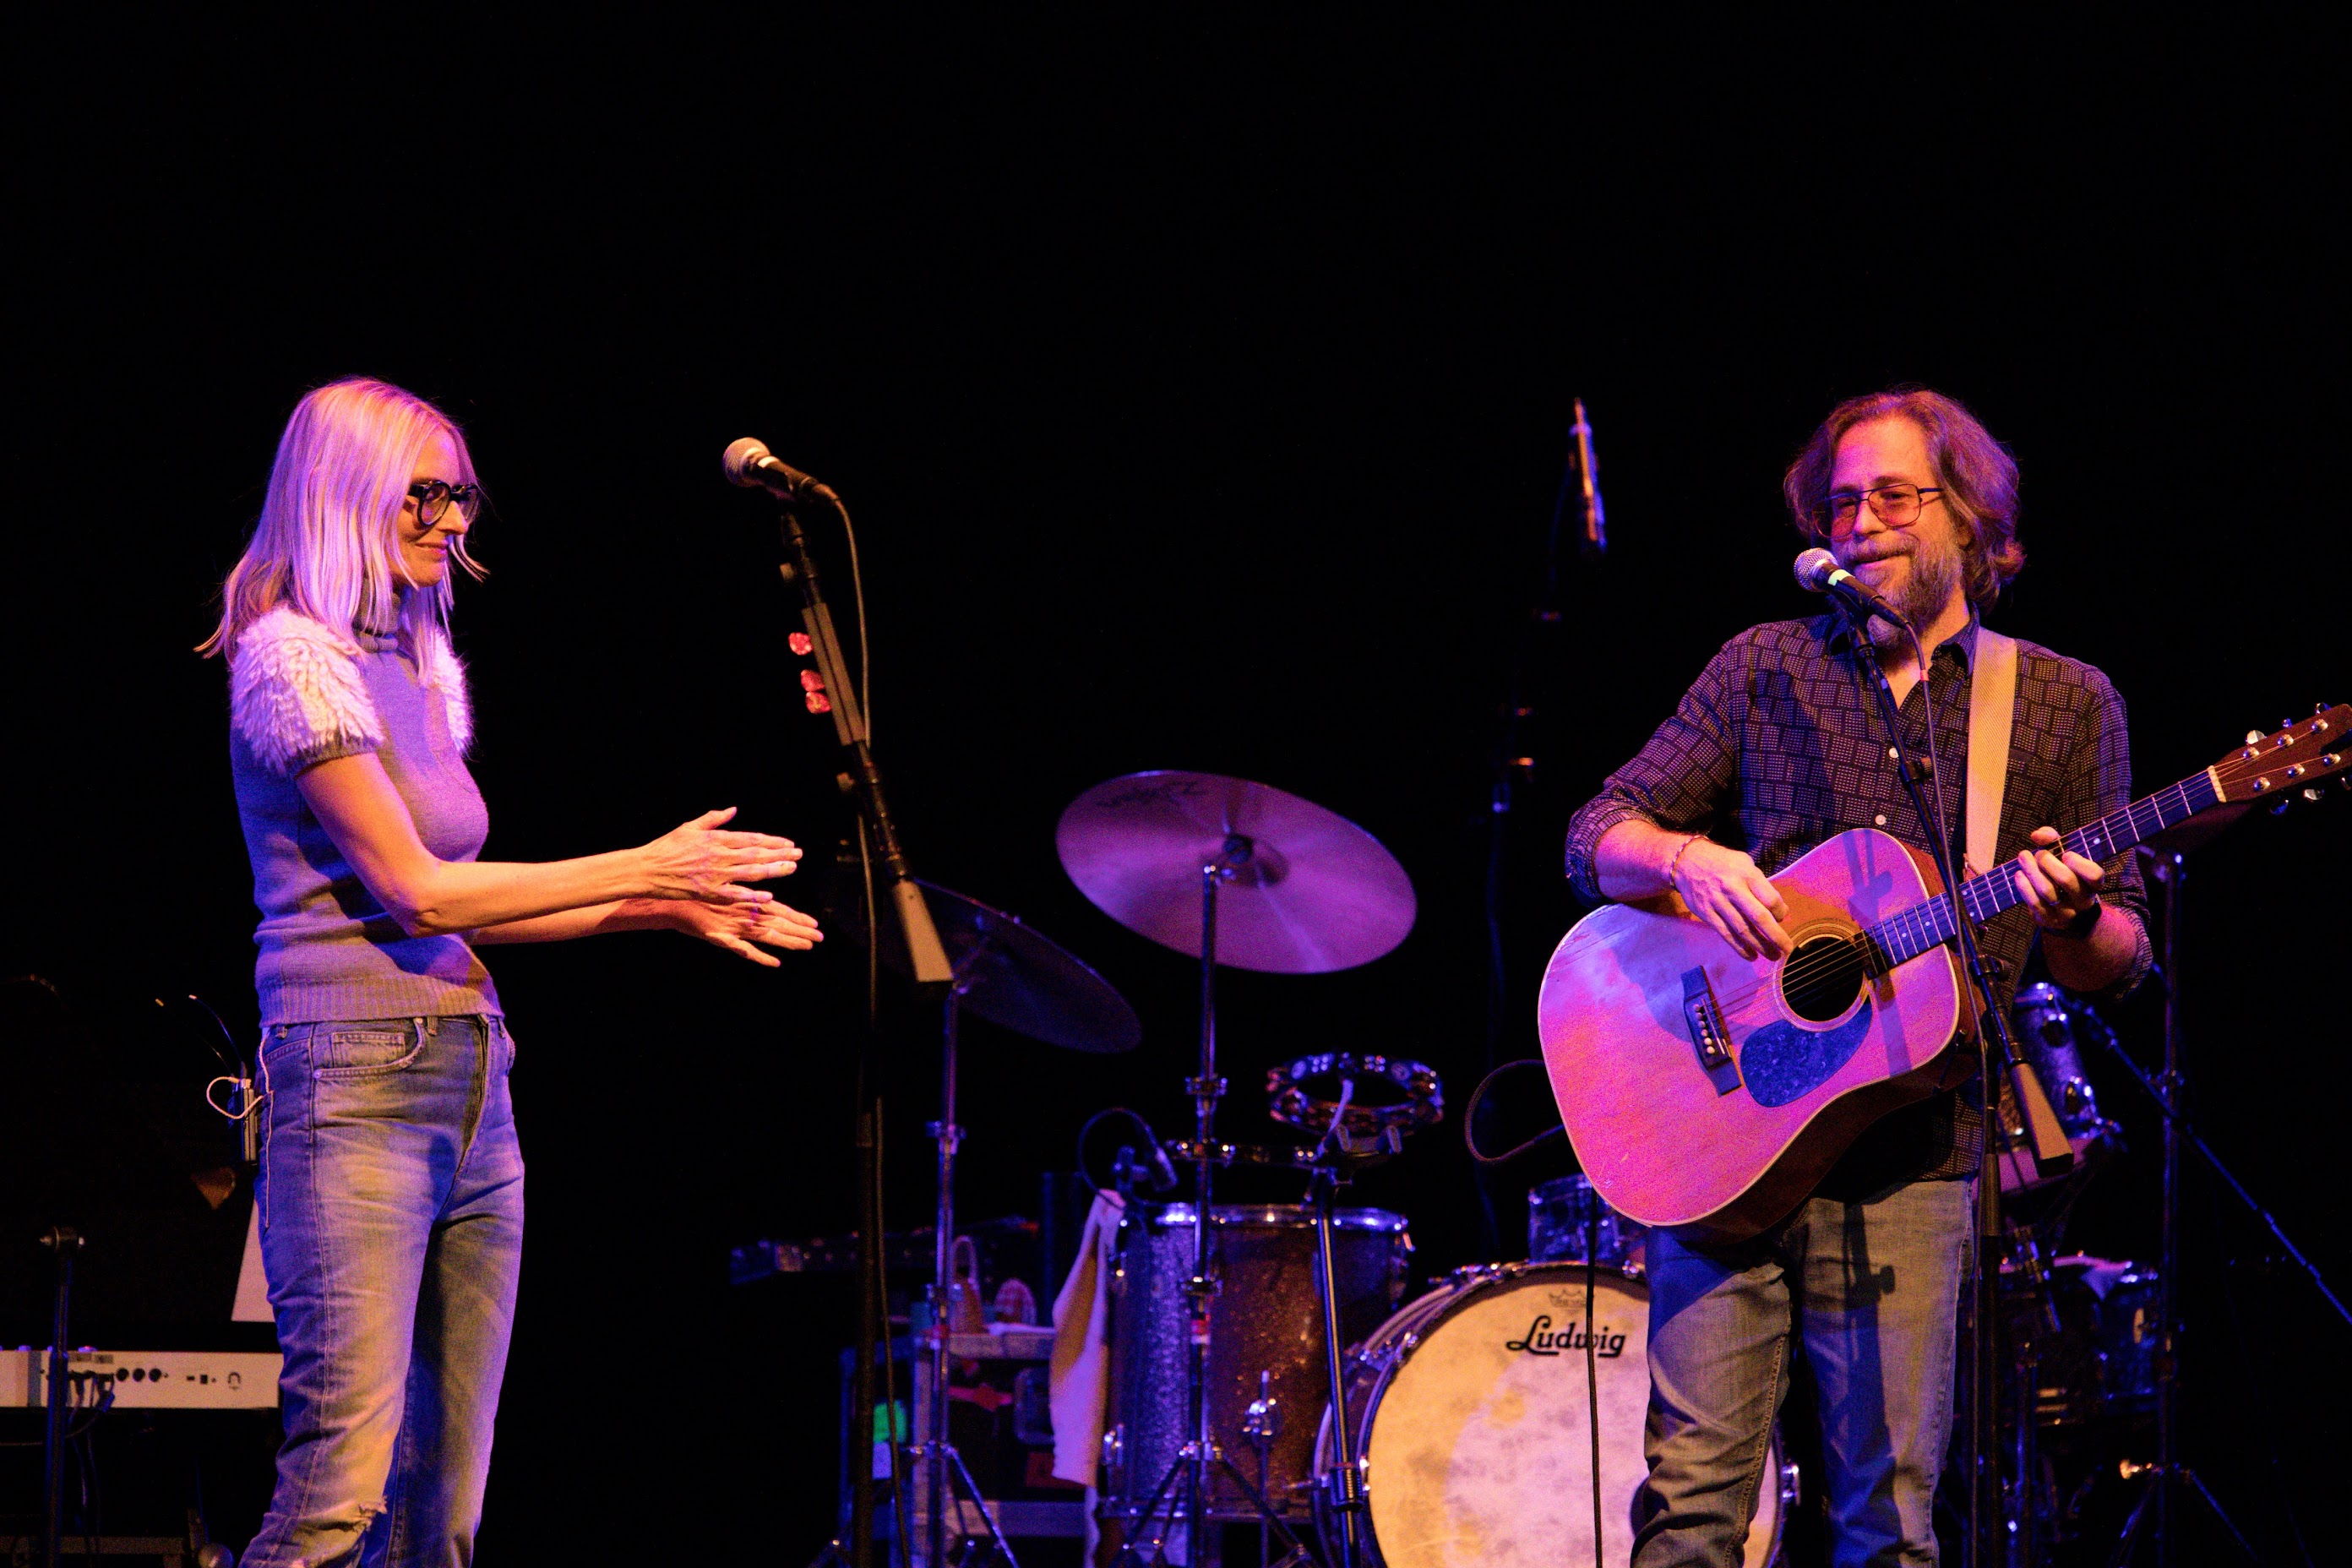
top-left (1563, 611), bottom-right (2153, 1190)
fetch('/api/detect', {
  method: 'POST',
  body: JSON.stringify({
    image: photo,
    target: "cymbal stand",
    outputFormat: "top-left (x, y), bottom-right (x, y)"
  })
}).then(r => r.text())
top-left (1104, 836), bottom-right (1323, 1568)
top-left (1184, 846), bottom-right (1239, 1568)
top-left (923, 958), bottom-right (1020, 1568)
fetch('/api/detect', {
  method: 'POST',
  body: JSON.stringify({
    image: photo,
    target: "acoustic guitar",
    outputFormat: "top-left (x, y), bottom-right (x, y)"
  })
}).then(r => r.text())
top-left (1537, 704), bottom-right (2349, 1244)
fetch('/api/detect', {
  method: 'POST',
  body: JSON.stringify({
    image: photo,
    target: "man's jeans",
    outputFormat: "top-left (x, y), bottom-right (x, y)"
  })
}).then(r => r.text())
top-left (1633, 1179), bottom-right (1972, 1568)
top-left (242, 1015), bottom-right (525, 1568)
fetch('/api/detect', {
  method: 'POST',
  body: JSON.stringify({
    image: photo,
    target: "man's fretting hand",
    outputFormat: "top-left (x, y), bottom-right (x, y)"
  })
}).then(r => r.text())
top-left (2011, 825), bottom-right (2104, 935)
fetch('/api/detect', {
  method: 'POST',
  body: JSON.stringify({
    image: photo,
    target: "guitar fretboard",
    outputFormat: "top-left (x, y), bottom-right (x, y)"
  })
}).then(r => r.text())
top-left (1865, 768), bottom-right (2220, 966)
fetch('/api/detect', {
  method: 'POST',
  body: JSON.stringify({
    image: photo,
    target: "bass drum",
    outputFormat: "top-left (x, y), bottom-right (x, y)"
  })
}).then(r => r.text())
top-left (1315, 1260), bottom-right (1791, 1568)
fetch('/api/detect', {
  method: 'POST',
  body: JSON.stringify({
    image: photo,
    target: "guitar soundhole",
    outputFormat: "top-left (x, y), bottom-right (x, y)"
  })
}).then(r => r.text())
top-left (1781, 934), bottom-right (1867, 1023)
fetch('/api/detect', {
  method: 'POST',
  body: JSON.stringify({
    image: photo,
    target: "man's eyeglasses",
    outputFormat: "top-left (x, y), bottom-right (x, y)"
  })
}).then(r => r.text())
top-left (1819, 482), bottom-right (1943, 533)
top-left (406, 481), bottom-right (482, 525)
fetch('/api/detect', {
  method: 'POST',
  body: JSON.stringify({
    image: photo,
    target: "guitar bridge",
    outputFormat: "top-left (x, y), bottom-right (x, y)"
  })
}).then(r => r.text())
top-left (1681, 967), bottom-right (1742, 1096)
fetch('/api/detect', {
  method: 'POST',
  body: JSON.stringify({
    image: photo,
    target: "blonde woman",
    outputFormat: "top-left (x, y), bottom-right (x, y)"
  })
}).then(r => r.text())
top-left (207, 378), bottom-right (820, 1566)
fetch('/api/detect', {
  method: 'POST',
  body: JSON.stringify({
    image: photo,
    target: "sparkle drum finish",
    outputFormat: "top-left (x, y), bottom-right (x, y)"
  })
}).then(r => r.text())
top-left (1102, 1204), bottom-right (1411, 1522)
top-left (1316, 1261), bottom-right (1788, 1568)
top-left (1996, 983), bottom-right (2126, 1193)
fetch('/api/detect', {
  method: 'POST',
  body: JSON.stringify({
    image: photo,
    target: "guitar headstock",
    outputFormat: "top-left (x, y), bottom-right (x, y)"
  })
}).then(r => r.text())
top-left (2209, 703), bottom-right (2350, 804)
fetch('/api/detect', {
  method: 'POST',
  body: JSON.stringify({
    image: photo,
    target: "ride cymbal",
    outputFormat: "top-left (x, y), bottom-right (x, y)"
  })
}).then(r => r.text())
top-left (1055, 771), bottom-right (1415, 974)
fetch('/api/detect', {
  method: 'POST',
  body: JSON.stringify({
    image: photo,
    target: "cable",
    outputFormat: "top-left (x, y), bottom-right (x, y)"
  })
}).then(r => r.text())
top-left (1462, 1059), bottom-right (1566, 1166)
top-left (1074, 1107), bottom-right (1167, 1194)
top-left (824, 494), bottom-right (872, 743)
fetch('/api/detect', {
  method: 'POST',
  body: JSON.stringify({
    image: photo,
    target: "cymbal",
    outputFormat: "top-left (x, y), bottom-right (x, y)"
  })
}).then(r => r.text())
top-left (886, 882), bottom-right (1141, 1053)
top-left (1055, 771), bottom-right (1416, 973)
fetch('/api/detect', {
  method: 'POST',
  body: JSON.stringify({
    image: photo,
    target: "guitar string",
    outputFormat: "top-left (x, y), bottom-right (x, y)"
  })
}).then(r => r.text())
top-left (1714, 746), bottom-right (2303, 1013)
top-left (1713, 771), bottom-right (2202, 1012)
top-left (1679, 744), bottom-right (2299, 1021)
top-left (1696, 772), bottom-right (2212, 1014)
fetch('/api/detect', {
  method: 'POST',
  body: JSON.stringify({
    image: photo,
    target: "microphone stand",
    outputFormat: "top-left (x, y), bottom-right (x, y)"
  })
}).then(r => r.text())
top-left (770, 498), bottom-right (951, 1568)
top-left (1478, 398), bottom-right (1598, 1257)
top-left (1838, 603), bottom-right (2041, 1568)
top-left (773, 504), bottom-right (953, 990)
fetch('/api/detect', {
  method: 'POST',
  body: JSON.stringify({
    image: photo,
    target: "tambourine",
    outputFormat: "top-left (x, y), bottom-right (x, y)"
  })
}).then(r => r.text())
top-left (1266, 1052), bottom-right (1444, 1143)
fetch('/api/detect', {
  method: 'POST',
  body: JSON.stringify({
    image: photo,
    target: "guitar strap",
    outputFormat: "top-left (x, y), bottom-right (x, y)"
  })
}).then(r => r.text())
top-left (1965, 626), bottom-right (2019, 880)
top-left (1964, 625), bottom-right (2072, 1175)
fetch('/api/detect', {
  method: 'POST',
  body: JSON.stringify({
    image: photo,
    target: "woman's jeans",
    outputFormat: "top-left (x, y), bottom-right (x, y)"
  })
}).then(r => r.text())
top-left (242, 1015), bottom-right (524, 1568)
top-left (1633, 1179), bottom-right (1973, 1568)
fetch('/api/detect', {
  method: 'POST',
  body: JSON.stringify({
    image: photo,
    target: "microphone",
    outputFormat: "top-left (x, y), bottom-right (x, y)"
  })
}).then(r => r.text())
top-left (723, 438), bottom-right (839, 504)
top-left (1571, 398), bottom-right (1607, 554)
top-left (1794, 547), bottom-right (1907, 629)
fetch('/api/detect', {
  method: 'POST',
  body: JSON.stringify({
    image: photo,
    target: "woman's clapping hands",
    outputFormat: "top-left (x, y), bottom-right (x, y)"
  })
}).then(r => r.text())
top-left (640, 807), bottom-right (803, 905)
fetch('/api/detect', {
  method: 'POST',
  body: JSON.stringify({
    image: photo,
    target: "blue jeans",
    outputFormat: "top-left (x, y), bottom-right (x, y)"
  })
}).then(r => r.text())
top-left (1634, 1180), bottom-right (1973, 1568)
top-left (243, 1015), bottom-right (525, 1568)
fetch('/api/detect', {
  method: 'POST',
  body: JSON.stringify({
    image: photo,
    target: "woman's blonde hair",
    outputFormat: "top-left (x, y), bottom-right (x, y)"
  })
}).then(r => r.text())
top-left (201, 377), bottom-right (486, 663)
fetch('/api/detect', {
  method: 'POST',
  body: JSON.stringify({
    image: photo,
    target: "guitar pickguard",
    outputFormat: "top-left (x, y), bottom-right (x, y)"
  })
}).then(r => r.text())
top-left (1739, 1003), bottom-right (1876, 1108)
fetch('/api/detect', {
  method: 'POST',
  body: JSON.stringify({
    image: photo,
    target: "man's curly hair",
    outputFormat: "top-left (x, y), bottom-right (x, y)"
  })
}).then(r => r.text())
top-left (1782, 387), bottom-right (2026, 608)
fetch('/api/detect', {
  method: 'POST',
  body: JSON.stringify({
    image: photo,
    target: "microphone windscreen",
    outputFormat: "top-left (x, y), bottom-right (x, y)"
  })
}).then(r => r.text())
top-left (1793, 547), bottom-right (1841, 592)
top-left (722, 437), bottom-right (773, 487)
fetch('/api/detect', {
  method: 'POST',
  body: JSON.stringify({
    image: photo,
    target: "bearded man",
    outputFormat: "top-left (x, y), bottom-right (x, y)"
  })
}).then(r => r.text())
top-left (1562, 388), bottom-right (2151, 1565)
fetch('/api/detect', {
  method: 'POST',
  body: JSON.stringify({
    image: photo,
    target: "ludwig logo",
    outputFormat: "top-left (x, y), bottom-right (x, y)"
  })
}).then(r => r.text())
top-left (1505, 1314), bottom-right (1628, 1358)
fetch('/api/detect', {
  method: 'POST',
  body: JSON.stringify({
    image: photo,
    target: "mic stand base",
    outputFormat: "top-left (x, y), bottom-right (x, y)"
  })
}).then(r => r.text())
top-left (2104, 1465), bottom-right (2257, 1568)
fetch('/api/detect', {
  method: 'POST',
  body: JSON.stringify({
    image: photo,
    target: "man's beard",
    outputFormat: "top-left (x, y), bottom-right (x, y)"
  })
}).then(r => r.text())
top-left (1852, 531), bottom-right (1964, 650)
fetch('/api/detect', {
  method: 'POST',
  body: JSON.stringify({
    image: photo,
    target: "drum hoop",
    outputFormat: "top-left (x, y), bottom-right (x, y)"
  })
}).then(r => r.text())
top-left (1147, 1201), bottom-right (1411, 1233)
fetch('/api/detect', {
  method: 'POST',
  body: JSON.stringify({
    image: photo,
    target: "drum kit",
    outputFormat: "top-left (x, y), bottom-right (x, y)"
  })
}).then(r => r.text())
top-left (899, 768), bottom-right (1719, 1568)
top-left (901, 774), bottom-right (2171, 1568)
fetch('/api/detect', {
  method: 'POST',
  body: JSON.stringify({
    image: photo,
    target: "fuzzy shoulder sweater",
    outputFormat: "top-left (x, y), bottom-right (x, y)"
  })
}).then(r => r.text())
top-left (227, 606), bottom-right (500, 1025)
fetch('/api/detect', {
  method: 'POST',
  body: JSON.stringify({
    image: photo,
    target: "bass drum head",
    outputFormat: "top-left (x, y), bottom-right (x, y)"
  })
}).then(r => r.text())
top-left (1344, 1262), bottom-right (1782, 1568)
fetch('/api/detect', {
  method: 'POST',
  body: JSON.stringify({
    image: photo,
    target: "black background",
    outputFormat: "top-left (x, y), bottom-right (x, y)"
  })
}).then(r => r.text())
top-left (5, 16), bottom-right (2345, 1565)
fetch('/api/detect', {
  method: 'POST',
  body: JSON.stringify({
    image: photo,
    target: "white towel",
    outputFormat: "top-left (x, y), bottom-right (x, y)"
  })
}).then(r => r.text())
top-left (1048, 1188), bottom-right (1126, 1486)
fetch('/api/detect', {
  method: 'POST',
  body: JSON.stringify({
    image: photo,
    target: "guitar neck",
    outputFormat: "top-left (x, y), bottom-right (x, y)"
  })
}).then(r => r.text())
top-left (1868, 767), bottom-right (2221, 965)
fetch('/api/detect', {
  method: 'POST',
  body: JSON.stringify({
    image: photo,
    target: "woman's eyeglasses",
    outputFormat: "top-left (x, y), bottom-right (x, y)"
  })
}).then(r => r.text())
top-left (406, 481), bottom-right (482, 525)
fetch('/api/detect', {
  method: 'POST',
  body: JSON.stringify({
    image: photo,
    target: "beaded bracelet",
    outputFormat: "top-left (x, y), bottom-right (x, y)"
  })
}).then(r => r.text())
top-left (1665, 832), bottom-right (1705, 890)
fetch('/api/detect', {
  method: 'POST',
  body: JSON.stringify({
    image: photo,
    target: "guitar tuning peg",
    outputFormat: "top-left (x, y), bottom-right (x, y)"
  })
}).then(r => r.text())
top-left (2270, 798), bottom-right (2293, 816)
top-left (2244, 730), bottom-right (2265, 745)
top-left (2304, 787), bottom-right (2325, 803)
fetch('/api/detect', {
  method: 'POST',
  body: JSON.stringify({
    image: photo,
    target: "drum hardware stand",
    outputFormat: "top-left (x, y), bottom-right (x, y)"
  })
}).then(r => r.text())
top-left (2086, 848), bottom-right (2299, 1568)
top-left (1842, 607), bottom-right (2071, 1568)
top-left (905, 1435), bottom-right (1021, 1568)
top-left (39, 1224), bottom-right (84, 1568)
top-left (1243, 1373), bottom-right (1278, 1568)
top-left (2000, 1222), bottom-right (2065, 1567)
top-left (1182, 847), bottom-right (1239, 1568)
top-left (922, 960), bottom-right (1022, 1568)
top-left (1103, 841), bottom-right (1322, 1568)
top-left (1306, 1155), bottom-right (1365, 1568)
